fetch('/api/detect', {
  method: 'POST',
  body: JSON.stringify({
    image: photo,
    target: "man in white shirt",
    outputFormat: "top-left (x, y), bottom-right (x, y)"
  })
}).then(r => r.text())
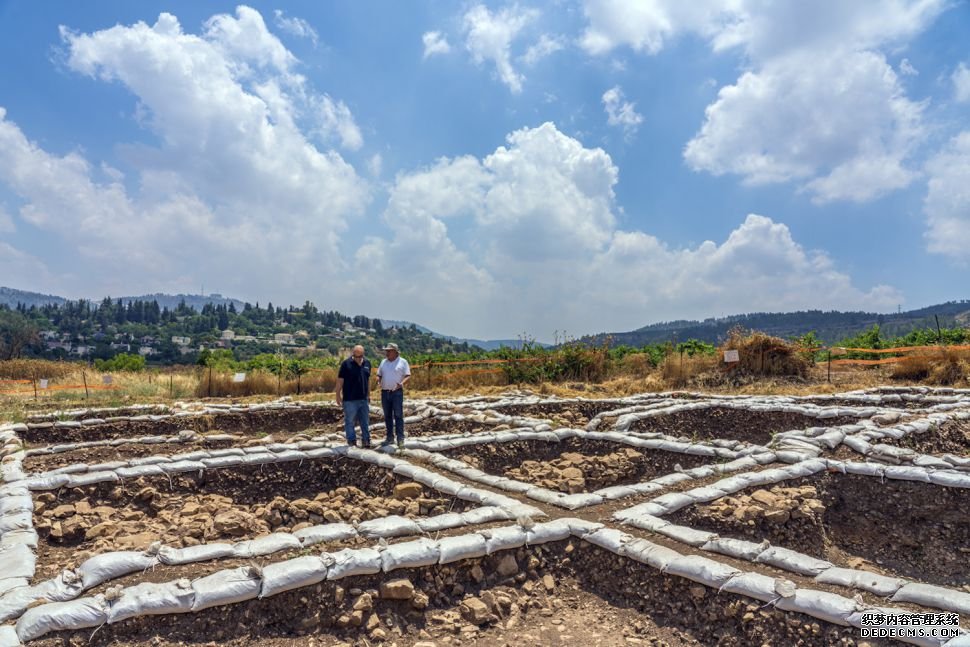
top-left (377, 343), bottom-right (411, 448)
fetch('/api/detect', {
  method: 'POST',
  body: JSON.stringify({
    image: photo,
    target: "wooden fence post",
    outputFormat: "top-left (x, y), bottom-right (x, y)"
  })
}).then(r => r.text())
top-left (827, 350), bottom-right (832, 383)
top-left (82, 371), bottom-right (89, 399)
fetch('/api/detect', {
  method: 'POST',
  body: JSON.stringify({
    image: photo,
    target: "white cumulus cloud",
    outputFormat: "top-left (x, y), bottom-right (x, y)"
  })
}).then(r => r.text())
top-left (953, 63), bottom-right (970, 103)
top-left (354, 122), bottom-right (896, 338)
top-left (422, 31), bottom-right (451, 58)
top-left (923, 131), bottom-right (970, 262)
top-left (602, 86), bottom-right (643, 136)
top-left (0, 8), bottom-right (368, 300)
top-left (581, 0), bottom-right (946, 205)
top-left (273, 9), bottom-right (319, 46)
top-left (462, 4), bottom-right (538, 93)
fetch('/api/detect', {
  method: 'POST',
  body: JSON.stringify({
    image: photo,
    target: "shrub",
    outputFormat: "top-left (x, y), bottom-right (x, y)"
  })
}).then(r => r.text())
top-left (94, 353), bottom-right (146, 372)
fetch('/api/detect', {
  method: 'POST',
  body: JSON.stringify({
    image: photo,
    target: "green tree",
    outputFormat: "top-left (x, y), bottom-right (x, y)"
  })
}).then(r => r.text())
top-left (0, 309), bottom-right (39, 360)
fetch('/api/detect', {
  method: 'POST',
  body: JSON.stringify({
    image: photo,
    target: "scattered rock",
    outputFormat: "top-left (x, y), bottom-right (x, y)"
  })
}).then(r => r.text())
top-left (380, 578), bottom-right (415, 600)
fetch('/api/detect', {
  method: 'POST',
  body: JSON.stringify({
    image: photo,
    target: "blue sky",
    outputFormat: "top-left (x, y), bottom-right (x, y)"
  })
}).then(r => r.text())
top-left (0, 1), bottom-right (968, 340)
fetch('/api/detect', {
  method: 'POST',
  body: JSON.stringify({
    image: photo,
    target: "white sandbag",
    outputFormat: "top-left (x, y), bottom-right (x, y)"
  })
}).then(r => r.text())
top-left (438, 534), bottom-right (487, 564)
top-left (158, 543), bottom-right (234, 565)
top-left (0, 544), bottom-right (35, 580)
top-left (621, 539), bottom-right (680, 571)
top-left (78, 552), bottom-right (158, 589)
top-left (582, 528), bottom-right (631, 553)
top-left (566, 519), bottom-right (603, 537)
top-left (814, 567), bottom-right (904, 597)
top-left (0, 577), bottom-right (27, 597)
top-left (232, 533), bottom-right (301, 558)
top-left (623, 514), bottom-right (670, 533)
top-left (327, 547), bottom-right (382, 579)
top-left (16, 595), bottom-right (108, 641)
top-left (682, 485), bottom-right (730, 503)
top-left (559, 493), bottom-right (604, 510)
top-left (594, 485), bottom-right (640, 500)
top-left (259, 556), bottom-right (330, 598)
top-left (526, 520), bottom-right (572, 545)
top-left (0, 513), bottom-right (31, 534)
top-left (0, 497), bottom-right (32, 516)
top-left (191, 566), bottom-right (261, 611)
top-left (381, 538), bottom-right (440, 572)
top-left (842, 462), bottom-right (885, 477)
top-left (613, 502), bottom-right (666, 520)
top-left (115, 464), bottom-right (168, 479)
top-left (929, 471), bottom-right (970, 488)
top-left (293, 523), bottom-right (358, 546)
top-left (702, 537), bottom-right (767, 561)
top-left (416, 513), bottom-right (465, 533)
top-left (525, 489), bottom-right (566, 505)
top-left (943, 634), bottom-right (970, 647)
top-left (0, 529), bottom-right (38, 550)
top-left (462, 507), bottom-right (509, 525)
top-left (892, 583), bottom-right (970, 615)
top-left (658, 524), bottom-right (716, 547)
top-left (719, 572), bottom-right (780, 603)
top-left (884, 466), bottom-right (932, 483)
top-left (67, 471), bottom-right (120, 487)
top-left (107, 579), bottom-right (195, 623)
top-left (664, 555), bottom-right (740, 587)
top-left (841, 436), bottom-right (870, 454)
top-left (357, 516), bottom-right (422, 539)
top-left (479, 526), bottom-right (527, 554)
top-left (648, 492), bottom-right (696, 516)
top-left (645, 473), bottom-right (692, 488)
top-left (0, 625), bottom-right (19, 647)
top-left (755, 547), bottom-right (832, 576)
top-left (775, 589), bottom-right (857, 626)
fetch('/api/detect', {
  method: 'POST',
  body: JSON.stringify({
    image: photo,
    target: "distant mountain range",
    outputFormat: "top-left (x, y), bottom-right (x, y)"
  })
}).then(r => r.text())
top-left (5, 286), bottom-right (968, 349)
top-left (584, 301), bottom-right (970, 346)
top-left (0, 287), bottom-right (244, 312)
top-left (377, 319), bottom-right (550, 351)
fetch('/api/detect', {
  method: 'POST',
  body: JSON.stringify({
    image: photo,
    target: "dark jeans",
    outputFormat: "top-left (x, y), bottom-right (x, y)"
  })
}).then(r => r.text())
top-left (342, 400), bottom-right (370, 445)
top-left (381, 389), bottom-right (404, 442)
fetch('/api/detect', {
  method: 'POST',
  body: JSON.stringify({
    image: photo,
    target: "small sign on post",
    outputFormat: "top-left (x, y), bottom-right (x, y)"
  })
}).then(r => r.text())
top-left (723, 350), bottom-right (740, 363)
top-left (39, 379), bottom-right (49, 389)
top-left (102, 375), bottom-right (113, 385)
top-left (232, 372), bottom-right (246, 383)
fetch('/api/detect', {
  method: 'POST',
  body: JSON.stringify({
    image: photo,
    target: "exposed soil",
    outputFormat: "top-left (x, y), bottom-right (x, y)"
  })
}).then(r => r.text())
top-left (21, 406), bottom-right (351, 444)
top-left (24, 439), bottom-right (240, 472)
top-left (628, 407), bottom-right (860, 445)
top-left (445, 438), bottom-right (714, 493)
top-left (670, 472), bottom-right (970, 587)
top-left (30, 541), bottom-right (891, 647)
top-left (489, 400), bottom-right (643, 424)
top-left (393, 417), bottom-right (498, 438)
top-left (33, 459), bottom-right (474, 575)
top-left (882, 419), bottom-right (970, 456)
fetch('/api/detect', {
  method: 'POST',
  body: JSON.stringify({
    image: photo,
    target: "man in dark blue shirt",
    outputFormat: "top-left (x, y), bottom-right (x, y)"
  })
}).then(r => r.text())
top-left (335, 345), bottom-right (372, 447)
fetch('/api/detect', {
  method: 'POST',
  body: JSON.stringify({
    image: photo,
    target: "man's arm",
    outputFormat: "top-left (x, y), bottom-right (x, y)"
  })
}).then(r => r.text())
top-left (334, 377), bottom-right (344, 406)
top-left (398, 360), bottom-right (411, 390)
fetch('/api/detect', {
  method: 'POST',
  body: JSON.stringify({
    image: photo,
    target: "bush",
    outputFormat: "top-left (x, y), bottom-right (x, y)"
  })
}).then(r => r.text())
top-left (721, 327), bottom-right (811, 380)
top-left (94, 353), bottom-right (146, 372)
top-left (891, 350), bottom-right (970, 385)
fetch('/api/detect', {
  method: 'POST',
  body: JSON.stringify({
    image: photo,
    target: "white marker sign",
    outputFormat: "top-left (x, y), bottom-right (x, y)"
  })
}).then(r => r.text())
top-left (232, 372), bottom-right (246, 383)
top-left (723, 350), bottom-right (740, 363)
top-left (102, 375), bottom-right (113, 385)
top-left (39, 379), bottom-right (49, 389)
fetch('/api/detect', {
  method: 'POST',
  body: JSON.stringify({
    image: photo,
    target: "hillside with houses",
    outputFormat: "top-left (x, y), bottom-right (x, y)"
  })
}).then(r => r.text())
top-left (5, 297), bottom-right (477, 365)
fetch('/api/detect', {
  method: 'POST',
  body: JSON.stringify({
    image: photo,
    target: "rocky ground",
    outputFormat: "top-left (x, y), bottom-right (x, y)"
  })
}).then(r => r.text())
top-left (885, 419), bottom-right (970, 455)
top-left (672, 473), bottom-right (970, 587)
top-left (502, 448), bottom-right (646, 493)
top-left (32, 542), bottom-right (891, 647)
